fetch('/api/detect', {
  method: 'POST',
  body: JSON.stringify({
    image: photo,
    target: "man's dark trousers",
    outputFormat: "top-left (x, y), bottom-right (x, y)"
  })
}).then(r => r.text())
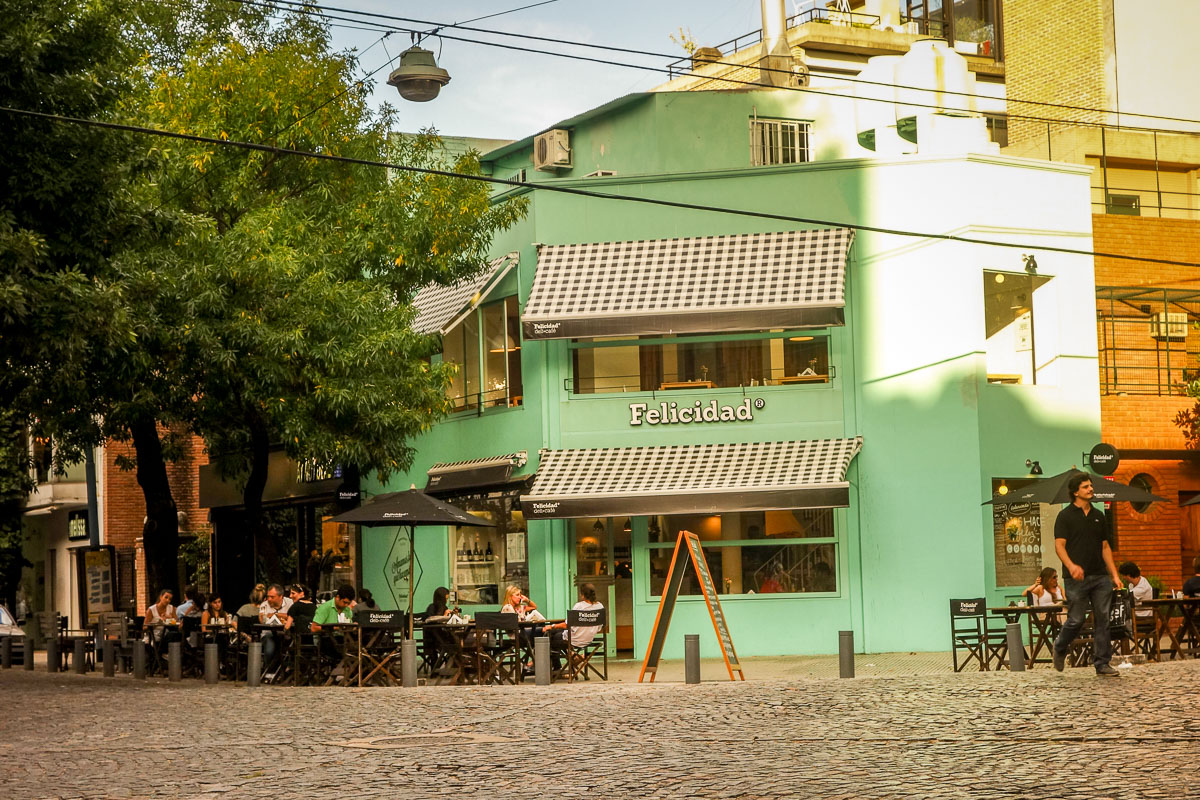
top-left (1054, 574), bottom-right (1114, 668)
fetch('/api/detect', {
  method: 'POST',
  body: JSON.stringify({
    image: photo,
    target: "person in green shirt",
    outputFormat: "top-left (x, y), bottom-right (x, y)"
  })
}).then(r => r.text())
top-left (311, 584), bottom-right (356, 631)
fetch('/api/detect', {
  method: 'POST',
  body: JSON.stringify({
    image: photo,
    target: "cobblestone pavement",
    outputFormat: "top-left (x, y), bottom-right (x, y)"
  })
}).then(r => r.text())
top-left (2, 659), bottom-right (1199, 800)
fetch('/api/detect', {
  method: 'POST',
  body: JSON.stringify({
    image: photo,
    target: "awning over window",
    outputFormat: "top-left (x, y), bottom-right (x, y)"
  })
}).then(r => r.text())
top-left (521, 228), bottom-right (854, 340)
top-left (520, 438), bottom-right (862, 519)
top-left (410, 252), bottom-right (519, 335)
top-left (425, 451), bottom-right (528, 497)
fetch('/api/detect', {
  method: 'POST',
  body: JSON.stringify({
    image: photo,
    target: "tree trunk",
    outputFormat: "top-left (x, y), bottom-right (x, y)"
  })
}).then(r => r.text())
top-left (242, 409), bottom-right (278, 581)
top-left (130, 415), bottom-right (180, 598)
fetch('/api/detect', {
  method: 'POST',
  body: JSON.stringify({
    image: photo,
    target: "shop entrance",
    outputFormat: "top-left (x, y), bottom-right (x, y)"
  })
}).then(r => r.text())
top-left (571, 517), bottom-right (633, 658)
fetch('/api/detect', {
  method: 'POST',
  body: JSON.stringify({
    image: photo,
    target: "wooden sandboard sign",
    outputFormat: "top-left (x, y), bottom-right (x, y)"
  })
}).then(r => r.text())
top-left (638, 530), bottom-right (744, 682)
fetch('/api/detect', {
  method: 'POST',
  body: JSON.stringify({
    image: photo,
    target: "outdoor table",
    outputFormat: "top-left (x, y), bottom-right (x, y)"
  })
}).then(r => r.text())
top-left (313, 623), bottom-right (359, 686)
top-left (1139, 597), bottom-right (1200, 661)
top-left (142, 622), bottom-right (183, 675)
top-left (989, 605), bottom-right (1063, 668)
top-left (357, 613), bottom-right (407, 687)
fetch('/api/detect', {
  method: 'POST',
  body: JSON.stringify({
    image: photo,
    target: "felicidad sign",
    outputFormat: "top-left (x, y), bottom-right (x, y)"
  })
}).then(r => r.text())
top-left (629, 398), bottom-right (765, 427)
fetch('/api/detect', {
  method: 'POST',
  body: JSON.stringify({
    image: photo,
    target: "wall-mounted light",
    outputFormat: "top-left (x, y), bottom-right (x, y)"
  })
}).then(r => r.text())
top-left (1025, 459), bottom-right (1043, 475)
top-left (1023, 254), bottom-right (1038, 275)
top-left (997, 479), bottom-right (1009, 496)
top-left (788, 335), bottom-right (814, 342)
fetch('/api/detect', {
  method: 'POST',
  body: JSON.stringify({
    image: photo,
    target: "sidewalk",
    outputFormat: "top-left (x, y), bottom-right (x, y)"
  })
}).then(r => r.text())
top-left (603, 650), bottom-right (953, 683)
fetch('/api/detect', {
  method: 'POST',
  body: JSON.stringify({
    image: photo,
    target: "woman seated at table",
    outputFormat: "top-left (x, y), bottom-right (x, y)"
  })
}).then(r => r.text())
top-left (502, 584), bottom-right (546, 656)
top-left (1025, 567), bottom-right (1066, 622)
top-left (201, 594), bottom-right (233, 632)
top-left (144, 589), bottom-right (177, 644)
top-left (542, 583), bottom-right (604, 673)
top-left (422, 586), bottom-right (458, 673)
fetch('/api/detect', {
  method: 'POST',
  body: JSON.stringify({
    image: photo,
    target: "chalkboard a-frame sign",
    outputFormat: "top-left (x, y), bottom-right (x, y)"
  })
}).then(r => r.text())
top-left (638, 530), bottom-right (745, 682)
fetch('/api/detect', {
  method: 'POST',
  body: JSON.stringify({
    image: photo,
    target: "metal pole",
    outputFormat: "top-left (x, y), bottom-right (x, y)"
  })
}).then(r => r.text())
top-left (46, 639), bottom-right (59, 673)
top-left (167, 641), bottom-right (182, 682)
top-left (684, 634), bottom-right (701, 684)
top-left (204, 643), bottom-right (220, 684)
top-left (24, 638), bottom-right (35, 670)
top-left (73, 638), bottom-right (87, 674)
top-left (1, 635), bottom-right (10, 668)
top-left (1006, 622), bottom-right (1025, 672)
top-left (401, 639), bottom-right (417, 687)
top-left (534, 636), bottom-right (551, 685)
top-left (246, 641), bottom-right (262, 688)
top-left (103, 640), bottom-right (115, 678)
top-left (133, 641), bottom-right (146, 679)
top-left (839, 630), bottom-right (855, 678)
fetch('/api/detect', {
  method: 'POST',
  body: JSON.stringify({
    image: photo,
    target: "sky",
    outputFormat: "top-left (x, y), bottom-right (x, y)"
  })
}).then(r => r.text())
top-left (326, 0), bottom-right (788, 140)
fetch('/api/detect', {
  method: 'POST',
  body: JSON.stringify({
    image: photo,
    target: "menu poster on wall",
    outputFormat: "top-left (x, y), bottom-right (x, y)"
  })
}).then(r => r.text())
top-left (506, 531), bottom-right (526, 564)
top-left (84, 549), bottom-right (114, 624)
top-left (991, 492), bottom-right (1060, 588)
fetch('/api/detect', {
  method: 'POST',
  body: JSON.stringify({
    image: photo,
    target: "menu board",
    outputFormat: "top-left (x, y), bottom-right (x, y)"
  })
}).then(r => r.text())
top-left (992, 496), bottom-right (1059, 588)
top-left (638, 530), bottom-right (743, 682)
top-left (84, 548), bottom-right (114, 624)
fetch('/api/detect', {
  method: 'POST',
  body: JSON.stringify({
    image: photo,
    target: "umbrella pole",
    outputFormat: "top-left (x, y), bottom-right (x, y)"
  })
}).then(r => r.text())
top-left (408, 526), bottom-right (416, 640)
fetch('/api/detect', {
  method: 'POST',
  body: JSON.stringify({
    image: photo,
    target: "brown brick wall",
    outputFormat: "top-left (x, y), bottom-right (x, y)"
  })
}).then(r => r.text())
top-left (1004, 0), bottom-right (1110, 145)
top-left (1093, 215), bottom-right (1200, 286)
top-left (104, 427), bottom-right (208, 610)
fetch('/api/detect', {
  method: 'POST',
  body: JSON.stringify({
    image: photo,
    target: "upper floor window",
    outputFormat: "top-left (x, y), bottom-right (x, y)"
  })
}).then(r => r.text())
top-left (984, 269), bottom-right (1055, 385)
top-left (750, 118), bottom-right (812, 166)
top-left (571, 331), bottom-right (830, 394)
top-left (443, 295), bottom-right (523, 412)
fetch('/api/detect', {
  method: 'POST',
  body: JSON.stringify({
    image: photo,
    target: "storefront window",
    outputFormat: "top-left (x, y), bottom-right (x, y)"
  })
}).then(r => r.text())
top-left (448, 493), bottom-right (527, 605)
top-left (443, 297), bottom-right (522, 411)
top-left (571, 332), bottom-right (830, 394)
top-left (647, 511), bottom-right (837, 596)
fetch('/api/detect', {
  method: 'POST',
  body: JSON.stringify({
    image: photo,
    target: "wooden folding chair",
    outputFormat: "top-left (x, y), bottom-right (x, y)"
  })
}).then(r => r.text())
top-left (949, 599), bottom-right (991, 672)
top-left (565, 607), bottom-right (608, 682)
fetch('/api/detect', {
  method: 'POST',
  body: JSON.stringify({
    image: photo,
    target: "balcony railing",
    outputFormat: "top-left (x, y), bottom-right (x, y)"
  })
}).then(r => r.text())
top-left (1097, 287), bottom-right (1200, 395)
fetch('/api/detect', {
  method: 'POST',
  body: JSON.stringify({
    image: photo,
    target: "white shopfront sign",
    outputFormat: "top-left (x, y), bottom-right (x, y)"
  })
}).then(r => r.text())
top-left (629, 398), bottom-right (765, 427)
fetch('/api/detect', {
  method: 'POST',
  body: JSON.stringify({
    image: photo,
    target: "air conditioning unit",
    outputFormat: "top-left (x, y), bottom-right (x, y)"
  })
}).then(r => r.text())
top-left (533, 129), bottom-right (572, 171)
top-left (1151, 311), bottom-right (1188, 341)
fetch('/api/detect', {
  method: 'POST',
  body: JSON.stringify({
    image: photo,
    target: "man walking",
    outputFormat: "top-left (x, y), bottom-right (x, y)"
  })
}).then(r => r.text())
top-left (1052, 474), bottom-right (1124, 676)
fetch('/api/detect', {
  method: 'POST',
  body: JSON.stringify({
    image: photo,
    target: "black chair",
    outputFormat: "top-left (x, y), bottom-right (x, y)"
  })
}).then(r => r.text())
top-left (949, 598), bottom-right (999, 672)
top-left (474, 612), bottom-right (521, 684)
top-left (565, 607), bottom-right (608, 682)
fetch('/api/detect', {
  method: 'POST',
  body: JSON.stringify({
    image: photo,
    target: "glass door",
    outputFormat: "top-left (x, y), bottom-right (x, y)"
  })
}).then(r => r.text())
top-left (571, 517), bottom-right (633, 658)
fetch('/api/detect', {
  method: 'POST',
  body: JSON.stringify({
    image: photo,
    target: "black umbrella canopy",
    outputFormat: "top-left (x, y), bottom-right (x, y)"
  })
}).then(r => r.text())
top-left (983, 469), bottom-right (1167, 506)
top-left (330, 488), bottom-right (495, 528)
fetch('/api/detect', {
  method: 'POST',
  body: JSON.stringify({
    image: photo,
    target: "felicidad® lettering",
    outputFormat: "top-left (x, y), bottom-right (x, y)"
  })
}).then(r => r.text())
top-left (628, 398), bottom-right (763, 426)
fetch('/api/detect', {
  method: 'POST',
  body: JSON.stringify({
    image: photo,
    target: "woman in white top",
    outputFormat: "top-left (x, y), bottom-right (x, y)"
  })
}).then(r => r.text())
top-left (500, 585), bottom-right (539, 621)
top-left (144, 589), bottom-right (177, 643)
top-left (1026, 567), bottom-right (1065, 607)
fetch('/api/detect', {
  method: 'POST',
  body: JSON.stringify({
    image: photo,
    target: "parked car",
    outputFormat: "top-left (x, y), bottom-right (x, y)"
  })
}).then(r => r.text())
top-left (0, 604), bottom-right (25, 638)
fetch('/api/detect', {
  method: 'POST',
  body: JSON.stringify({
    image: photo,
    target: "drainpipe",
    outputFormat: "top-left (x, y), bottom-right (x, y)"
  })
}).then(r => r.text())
top-left (759, 0), bottom-right (793, 87)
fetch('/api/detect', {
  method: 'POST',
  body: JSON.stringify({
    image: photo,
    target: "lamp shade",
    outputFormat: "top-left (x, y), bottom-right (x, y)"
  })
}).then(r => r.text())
top-left (387, 46), bottom-right (451, 102)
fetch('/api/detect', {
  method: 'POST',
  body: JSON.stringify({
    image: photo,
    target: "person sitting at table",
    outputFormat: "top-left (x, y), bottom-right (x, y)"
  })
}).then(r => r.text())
top-left (176, 585), bottom-right (205, 618)
top-left (541, 583), bottom-right (604, 672)
top-left (236, 584), bottom-right (266, 618)
top-left (144, 589), bottom-right (177, 643)
top-left (1025, 567), bottom-right (1066, 624)
top-left (502, 585), bottom-right (546, 662)
top-left (311, 584), bottom-right (356, 676)
top-left (422, 586), bottom-right (457, 673)
top-left (200, 594), bottom-right (232, 632)
top-left (1119, 561), bottom-right (1154, 620)
top-left (357, 588), bottom-right (379, 611)
top-left (258, 583), bottom-right (293, 671)
top-left (285, 584), bottom-right (317, 632)
top-left (1182, 555), bottom-right (1200, 597)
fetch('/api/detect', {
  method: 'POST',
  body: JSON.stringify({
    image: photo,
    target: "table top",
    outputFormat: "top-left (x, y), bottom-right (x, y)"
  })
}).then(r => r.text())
top-left (989, 605), bottom-right (1063, 614)
top-left (773, 374), bottom-right (828, 384)
top-left (659, 380), bottom-right (716, 390)
top-left (1138, 596), bottom-right (1200, 606)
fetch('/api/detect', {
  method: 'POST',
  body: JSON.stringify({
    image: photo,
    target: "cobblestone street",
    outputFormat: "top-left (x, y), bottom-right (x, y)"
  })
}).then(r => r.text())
top-left (2, 659), bottom-right (1199, 800)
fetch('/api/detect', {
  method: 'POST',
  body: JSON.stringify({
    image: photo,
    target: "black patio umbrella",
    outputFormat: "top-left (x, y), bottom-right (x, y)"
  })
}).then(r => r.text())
top-left (983, 468), bottom-right (1167, 506)
top-left (331, 488), bottom-right (494, 638)
top-left (1179, 494), bottom-right (1200, 507)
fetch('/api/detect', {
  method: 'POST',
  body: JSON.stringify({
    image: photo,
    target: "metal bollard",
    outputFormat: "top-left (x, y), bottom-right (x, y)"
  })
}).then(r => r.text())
top-left (534, 636), bottom-right (551, 686)
top-left (103, 641), bottom-right (115, 677)
top-left (1, 635), bottom-right (10, 668)
top-left (246, 641), bottom-right (262, 688)
top-left (839, 630), bottom-right (855, 678)
top-left (167, 641), bottom-right (182, 682)
top-left (204, 643), bottom-right (220, 684)
top-left (24, 637), bottom-right (35, 670)
top-left (46, 639), bottom-right (59, 673)
top-left (73, 638), bottom-right (87, 674)
top-left (133, 641), bottom-right (146, 679)
top-left (1007, 622), bottom-right (1025, 672)
top-left (684, 634), bottom-right (701, 684)
top-left (401, 639), bottom-right (417, 687)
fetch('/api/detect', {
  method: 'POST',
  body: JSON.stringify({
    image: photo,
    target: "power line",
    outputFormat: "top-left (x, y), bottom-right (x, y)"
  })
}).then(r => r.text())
top-left (224, 0), bottom-right (1200, 139)
top-left (240, 0), bottom-right (1200, 132)
top-left (3, 102), bottom-right (1197, 270)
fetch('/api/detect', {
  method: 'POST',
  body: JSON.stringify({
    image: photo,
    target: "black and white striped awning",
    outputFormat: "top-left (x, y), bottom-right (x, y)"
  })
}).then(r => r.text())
top-left (521, 229), bottom-right (854, 340)
top-left (425, 452), bottom-right (529, 496)
top-left (520, 438), bottom-right (862, 519)
top-left (410, 252), bottom-right (519, 335)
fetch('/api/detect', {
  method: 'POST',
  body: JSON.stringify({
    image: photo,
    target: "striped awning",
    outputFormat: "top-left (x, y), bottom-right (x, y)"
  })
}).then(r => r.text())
top-left (410, 252), bottom-right (519, 335)
top-left (521, 438), bottom-right (862, 519)
top-left (425, 452), bottom-right (529, 496)
top-left (522, 229), bottom-right (854, 340)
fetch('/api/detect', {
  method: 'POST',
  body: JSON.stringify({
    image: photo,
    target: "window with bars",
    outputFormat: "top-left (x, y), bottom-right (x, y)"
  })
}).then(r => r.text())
top-left (749, 118), bottom-right (812, 166)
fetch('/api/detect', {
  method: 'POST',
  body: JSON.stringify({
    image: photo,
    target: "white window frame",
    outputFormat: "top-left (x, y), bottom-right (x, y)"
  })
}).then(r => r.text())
top-left (750, 116), bottom-right (812, 166)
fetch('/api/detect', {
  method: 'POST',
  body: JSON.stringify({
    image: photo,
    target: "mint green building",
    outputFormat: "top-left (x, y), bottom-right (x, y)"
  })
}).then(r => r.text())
top-left (362, 76), bottom-right (1100, 660)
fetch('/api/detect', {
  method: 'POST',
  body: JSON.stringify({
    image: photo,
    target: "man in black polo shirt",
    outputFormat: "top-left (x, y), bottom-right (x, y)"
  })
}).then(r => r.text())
top-left (1052, 473), bottom-right (1124, 676)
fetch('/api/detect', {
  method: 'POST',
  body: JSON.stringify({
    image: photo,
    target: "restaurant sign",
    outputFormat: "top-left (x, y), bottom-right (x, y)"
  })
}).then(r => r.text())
top-left (629, 398), bottom-right (765, 427)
